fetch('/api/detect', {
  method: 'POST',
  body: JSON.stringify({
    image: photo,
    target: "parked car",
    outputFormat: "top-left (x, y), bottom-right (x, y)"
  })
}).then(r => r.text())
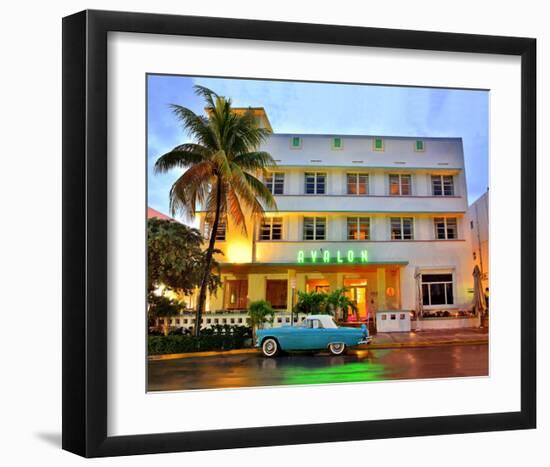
top-left (255, 314), bottom-right (371, 357)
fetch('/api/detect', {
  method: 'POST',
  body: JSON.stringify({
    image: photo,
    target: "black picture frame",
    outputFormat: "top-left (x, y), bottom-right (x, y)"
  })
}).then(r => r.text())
top-left (62, 9), bottom-right (536, 458)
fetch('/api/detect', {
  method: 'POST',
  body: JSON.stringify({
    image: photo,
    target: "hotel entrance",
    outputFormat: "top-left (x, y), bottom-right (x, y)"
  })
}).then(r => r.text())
top-left (344, 279), bottom-right (369, 323)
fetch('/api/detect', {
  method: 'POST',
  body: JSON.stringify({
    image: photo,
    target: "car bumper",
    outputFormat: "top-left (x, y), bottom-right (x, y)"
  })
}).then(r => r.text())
top-left (358, 337), bottom-right (372, 345)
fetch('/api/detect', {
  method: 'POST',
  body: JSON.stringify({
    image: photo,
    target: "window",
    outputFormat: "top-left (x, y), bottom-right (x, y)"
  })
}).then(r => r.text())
top-left (434, 217), bottom-right (458, 239)
top-left (415, 140), bottom-right (425, 152)
top-left (266, 280), bottom-right (288, 309)
top-left (204, 218), bottom-right (226, 240)
top-left (332, 137), bottom-right (343, 150)
top-left (347, 217), bottom-right (370, 240)
top-left (290, 136), bottom-right (302, 148)
top-left (431, 175), bottom-right (454, 196)
top-left (302, 318), bottom-right (323, 329)
top-left (470, 220), bottom-right (474, 229)
top-left (373, 137), bottom-right (384, 151)
top-left (264, 172), bottom-right (284, 195)
top-left (305, 172), bottom-right (326, 194)
top-left (303, 217), bottom-right (326, 240)
top-left (390, 217), bottom-right (414, 240)
top-left (389, 174), bottom-right (411, 195)
top-left (224, 280), bottom-right (248, 309)
top-left (421, 273), bottom-right (454, 306)
top-left (347, 173), bottom-right (369, 195)
top-left (259, 217), bottom-right (283, 240)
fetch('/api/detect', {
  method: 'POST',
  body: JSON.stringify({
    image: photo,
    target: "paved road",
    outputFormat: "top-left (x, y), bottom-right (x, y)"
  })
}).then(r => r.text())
top-left (147, 344), bottom-right (488, 391)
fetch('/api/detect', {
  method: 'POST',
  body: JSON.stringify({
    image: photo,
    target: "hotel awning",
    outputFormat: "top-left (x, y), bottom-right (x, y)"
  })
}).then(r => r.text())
top-left (218, 261), bottom-right (409, 274)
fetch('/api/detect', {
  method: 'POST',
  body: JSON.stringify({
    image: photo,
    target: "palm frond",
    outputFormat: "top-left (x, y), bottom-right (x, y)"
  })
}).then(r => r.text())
top-left (193, 85), bottom-right (218, 110)
top-left (170, 104), bottom-right (220, 150)
top-left (226, 187), bottom-right (248, 236)
top-left (242, 171), bottom-right (278, 210)
top-left (154, 144), bottom-right (209, 174)
top-left (168, 162), bottom-right (213, 218)
top-left (231, 151), bottom-right (276, 171)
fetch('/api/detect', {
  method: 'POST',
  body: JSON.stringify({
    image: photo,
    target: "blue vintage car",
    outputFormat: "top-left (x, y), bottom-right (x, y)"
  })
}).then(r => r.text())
top-left (255, 315), bottom-right (371, 357)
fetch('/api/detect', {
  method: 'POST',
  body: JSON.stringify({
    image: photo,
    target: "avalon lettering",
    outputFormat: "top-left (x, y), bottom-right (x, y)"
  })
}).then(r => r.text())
top-left (296, 249), bottom-right (369, 264)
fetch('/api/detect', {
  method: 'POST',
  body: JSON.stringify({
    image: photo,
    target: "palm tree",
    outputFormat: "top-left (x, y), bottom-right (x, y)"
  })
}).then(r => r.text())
top-left (247, 300), bottom-right (275, 344)
top-left (155, 86), bottom-right (277, 336)
top-left (326, 287), bottom-right (358, 321)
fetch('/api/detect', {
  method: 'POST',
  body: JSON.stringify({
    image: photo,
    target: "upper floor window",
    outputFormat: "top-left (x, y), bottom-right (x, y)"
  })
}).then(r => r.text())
top-left (305, 172), bottom-right (326, 194)
top-left (434, 217), bottom-right (458, 240)
top-left (389, 174), bottom-right (411, 196)
top-left (332, 137), bottom-right (343, 150)
top-left (204, 218), bottom-right (226, 241)
top-left (290, 136), bottom-right (302, 149)
top-left (303, 217), bottom-right (326, 240)
top-left (432, 175), bottom-right (454, 196)
top-left (422, 273), bottom-right (454, 306)
top-left (415, 140), bottom-right (425, 152)
top-left (347, 217), bottom-right (370, 240)
top-left (264, 172), bottom-right (284, 195)
top-left (373, 137), bottom-right (384, 151)
top-left (347, 173), bottom-right (369, 195)
top-left (390, 217), bottom-right (414, 240)
top-left (259, 217), bottom-right (283, 240)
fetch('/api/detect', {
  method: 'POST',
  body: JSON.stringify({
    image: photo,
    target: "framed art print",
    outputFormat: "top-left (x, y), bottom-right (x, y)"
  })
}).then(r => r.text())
top-left (62, 10), bottom-right (536, 457)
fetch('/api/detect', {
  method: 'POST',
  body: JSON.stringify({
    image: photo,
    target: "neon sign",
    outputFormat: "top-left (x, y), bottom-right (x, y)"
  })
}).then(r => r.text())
top-left (297, 249), bottom-right (368, 264)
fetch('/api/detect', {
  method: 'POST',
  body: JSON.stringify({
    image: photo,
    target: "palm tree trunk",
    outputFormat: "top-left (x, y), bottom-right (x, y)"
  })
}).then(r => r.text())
top-left (195, 178), bottom-right (223, 337)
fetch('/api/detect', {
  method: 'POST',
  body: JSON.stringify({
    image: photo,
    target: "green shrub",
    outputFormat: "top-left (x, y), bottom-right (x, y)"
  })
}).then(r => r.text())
top-left (148, 330), bottom-right (251, 355)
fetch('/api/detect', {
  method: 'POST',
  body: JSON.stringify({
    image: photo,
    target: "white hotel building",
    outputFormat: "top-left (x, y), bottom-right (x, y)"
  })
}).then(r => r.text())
top-left (190, 109), bottom-right (476, 330)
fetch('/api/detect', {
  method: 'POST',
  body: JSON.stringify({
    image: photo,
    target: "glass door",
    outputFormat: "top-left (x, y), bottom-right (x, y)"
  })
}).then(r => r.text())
top-left (348, 286), bottom-right (368, 321)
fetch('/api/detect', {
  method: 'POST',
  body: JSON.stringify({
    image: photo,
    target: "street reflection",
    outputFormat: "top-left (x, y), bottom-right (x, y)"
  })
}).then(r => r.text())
top-left (147, 345), bottom-right (488, 392)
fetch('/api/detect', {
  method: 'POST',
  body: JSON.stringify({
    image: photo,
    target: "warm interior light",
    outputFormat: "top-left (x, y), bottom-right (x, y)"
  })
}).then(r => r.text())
top-left (226, 241), bottom-right (252, 264)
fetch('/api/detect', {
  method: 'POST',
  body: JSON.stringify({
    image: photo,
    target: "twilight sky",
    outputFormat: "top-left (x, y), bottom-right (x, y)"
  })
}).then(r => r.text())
top-left (147, 74), bottom-right (488, 221)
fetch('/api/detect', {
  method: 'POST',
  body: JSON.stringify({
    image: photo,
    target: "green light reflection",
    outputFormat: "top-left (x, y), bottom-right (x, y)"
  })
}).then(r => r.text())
top-left (283, 361), bottom-right (388, 386)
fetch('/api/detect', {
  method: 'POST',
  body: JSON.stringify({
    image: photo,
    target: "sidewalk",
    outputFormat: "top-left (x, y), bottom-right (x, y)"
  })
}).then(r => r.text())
top-left (363, 327), bottom-right (488, 350)
top-left (148, 327), bottom-right (488, 360)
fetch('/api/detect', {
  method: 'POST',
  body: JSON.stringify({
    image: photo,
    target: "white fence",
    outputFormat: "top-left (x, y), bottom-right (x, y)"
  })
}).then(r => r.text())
top-left (153, 311), bottom-right (309, 331)
top-left (376, 310), bottom-right (412, 332)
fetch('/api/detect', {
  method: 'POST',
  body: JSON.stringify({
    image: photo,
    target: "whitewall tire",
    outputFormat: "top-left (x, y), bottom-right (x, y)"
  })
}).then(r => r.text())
top-left (261, 338), bottom-right (279, 357)
top-left (328, 342), bottom-right (346, 355)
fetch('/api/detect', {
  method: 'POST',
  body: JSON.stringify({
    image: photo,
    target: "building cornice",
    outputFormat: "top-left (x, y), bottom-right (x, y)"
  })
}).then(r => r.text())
top-left (271, 165), bottom-right (463, 171)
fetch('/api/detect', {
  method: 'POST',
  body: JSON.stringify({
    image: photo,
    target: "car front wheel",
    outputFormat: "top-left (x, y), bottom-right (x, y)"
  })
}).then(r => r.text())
top-left (262, 338), bottom-right (279, 357)
top-left (328, 342), bottom-right (346, 355)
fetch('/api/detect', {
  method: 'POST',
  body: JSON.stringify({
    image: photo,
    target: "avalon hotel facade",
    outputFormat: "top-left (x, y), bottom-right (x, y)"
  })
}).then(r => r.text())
top-left (184, 109), bottom-right (477, 331)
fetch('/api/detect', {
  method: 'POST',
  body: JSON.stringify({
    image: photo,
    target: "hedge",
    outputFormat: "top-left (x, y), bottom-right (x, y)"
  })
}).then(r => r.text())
top-left (148, 333), bottom-right (250, 355)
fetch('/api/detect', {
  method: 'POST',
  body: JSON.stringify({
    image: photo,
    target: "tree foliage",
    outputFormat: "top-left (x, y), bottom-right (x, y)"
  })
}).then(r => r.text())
top-left (294, 290), bottom-right (329, 315)
top-left (247, 300), bottom-right (275, 342)
top-left (294, 288), bottom-right (357, 318)
top-left (147, 217), bottom-right (221, 298)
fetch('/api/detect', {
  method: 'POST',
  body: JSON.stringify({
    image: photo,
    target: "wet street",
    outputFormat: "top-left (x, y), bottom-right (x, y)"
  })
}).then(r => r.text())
top-left (147, 344), bottom-right (488, 391)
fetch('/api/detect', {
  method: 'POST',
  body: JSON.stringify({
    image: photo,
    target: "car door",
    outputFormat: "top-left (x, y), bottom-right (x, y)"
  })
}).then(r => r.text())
top-left (301, 319), bottom-right (328, 349)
